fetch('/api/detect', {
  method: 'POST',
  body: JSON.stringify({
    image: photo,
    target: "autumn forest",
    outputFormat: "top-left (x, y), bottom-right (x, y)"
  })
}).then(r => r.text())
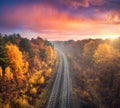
top-left (0, 33), bottom-right (120, 108)
top-left (0, 34), bottom-right (57, 108)
top-left (56, 38), bottom-right (120, 108)
top-left (0, 0), bottom-right (120, 107)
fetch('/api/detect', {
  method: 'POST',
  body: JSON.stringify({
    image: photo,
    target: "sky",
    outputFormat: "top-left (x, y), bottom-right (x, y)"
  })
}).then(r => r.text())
top-left (0, 0), bottom-right (120, 40)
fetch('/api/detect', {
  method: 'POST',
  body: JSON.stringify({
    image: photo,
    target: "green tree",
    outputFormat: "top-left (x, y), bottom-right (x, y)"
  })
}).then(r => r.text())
top-left (19, 38), bottom-right (34, 58)
top-left (0, 36), bottom-right (9, 70)
top-left (44, 40), bottom-right (52, 46)
top-left (39, 49), bottom-right (47, 61)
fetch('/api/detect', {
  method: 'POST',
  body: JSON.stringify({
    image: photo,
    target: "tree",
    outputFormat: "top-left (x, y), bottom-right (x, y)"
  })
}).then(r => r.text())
top-left (45, 68), bottom-right (52, 77)
top-left (3, 34), bottom-right (19, 45)
top-left (6, 43), bottom-right (28, 79)
top-left (45, 46), bottom-right (53, 60)
top-left (3, 103), bottom-right (11, 108)
top-left (0, 35), bottom-right (5, 46)
top-left (39, 76), bottom-right (45, 84)
top-left (4, 67), bottom-right (13, 80)
top-left (19, 38), bottom-right (34, 58)
top-left (93, 43), bottom-right (115, 64)
top-left (44, 40), bottom-right (52, 46)
top-left (39, 49), bottom-right (47, 61)
top-left (16, 97), bottom-right (30, 108)
top-left (0, 66), bottom-right (2, 77)
top-left (30, 87), bottom-right (37, 95)
top-left (0, 36), bottom-right (9, 70)
top-left (83, 40), bottom-right (97, 64)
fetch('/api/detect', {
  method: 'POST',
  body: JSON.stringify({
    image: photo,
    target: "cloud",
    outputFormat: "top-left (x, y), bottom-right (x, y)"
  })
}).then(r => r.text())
top-left (62, 0), bottom-right (89, 8)
top-left (89, 0), bottom-right (106, 6)
top-left (0, 0), bottom-right (120, 40)
top-left (106, 10), bottom-right (120, 24)
top-left (1, 4), bottom-right (94, 31)
top-left (62, 0), bottom-right (106, 8)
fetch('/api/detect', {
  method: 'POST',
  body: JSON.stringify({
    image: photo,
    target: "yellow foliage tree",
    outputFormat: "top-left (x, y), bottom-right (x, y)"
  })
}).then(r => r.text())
top-left (6, 43), bottom-right (28, 79)
top-left (83, 40), bottom-right (97, 64)
top-left (0, 66), bottom-right (2, 77)
top-left (30, 87), bottom-right (37, 94)
top-left (93, 43), bottom-right (115, 64)
top-left (83, 40), bottom-right (96, 58)
top-left (29, 77), bottom-right (35, 84)
top-left (4, 67), bottom-right (13, 80)
top-left (82, 91), bottom-right (90, 98)
top-left (16, 97), bottom-right (29, 107)
top-left (39, 76), bottom-right (45, 84)
top-left (45, 68), bottom-right (52, 77)
top-left (3, 103), bottom-right (11, 108)
top-left (46, 46), bottom-right (53, 60)
top-left (23, 62), bottom-right (29, 73)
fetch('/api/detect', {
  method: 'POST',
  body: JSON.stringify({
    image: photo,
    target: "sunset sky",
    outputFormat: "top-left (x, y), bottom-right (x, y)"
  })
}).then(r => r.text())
top-left (0, 0), bottom-right (120, 40)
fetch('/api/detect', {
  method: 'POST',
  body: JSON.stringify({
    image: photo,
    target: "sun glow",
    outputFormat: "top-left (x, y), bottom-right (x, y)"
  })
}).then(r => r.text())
top-left (100, 35), bottom-right (119, 40)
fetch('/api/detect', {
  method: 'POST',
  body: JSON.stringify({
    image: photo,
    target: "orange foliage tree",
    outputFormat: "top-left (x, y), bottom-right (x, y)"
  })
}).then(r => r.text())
top-left (83, 40), bottom-right (97, 64)
top-left (45, 68), bottom-right (52, 77)
top-left (93, 43), bottom-right (116, 64)
top-left (39, 76), bottom-right (45, 84)
top-left (5, 43), bottom-right (28, 80)
top-left (0, 66), bottom-right (2, 77)
top-left (4, 66), bottom-right (13, 80)
top-left (45, 46), bottom-right (53, 60)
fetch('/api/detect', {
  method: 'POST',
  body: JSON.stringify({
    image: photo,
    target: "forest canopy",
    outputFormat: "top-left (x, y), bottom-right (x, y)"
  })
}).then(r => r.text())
top-left (57, 37), bottom-right (120, 108)
top-left (0, 33), bottom-right (56, 108)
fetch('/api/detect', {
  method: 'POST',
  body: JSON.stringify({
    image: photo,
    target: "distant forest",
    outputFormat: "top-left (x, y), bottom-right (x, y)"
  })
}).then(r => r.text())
top-left (57, 37), bottom-right (120, 108)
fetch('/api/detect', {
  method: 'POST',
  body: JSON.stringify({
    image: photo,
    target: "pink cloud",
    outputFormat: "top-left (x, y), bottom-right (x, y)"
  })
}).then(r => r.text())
top-left (62, 0), bottom-right (106, 8)
top-left (106, 10), bottom-right (120, 24)
top-left (2, 4), bottom-right (92, 31)
top-left (1, 3), bottom-right (120, 40)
